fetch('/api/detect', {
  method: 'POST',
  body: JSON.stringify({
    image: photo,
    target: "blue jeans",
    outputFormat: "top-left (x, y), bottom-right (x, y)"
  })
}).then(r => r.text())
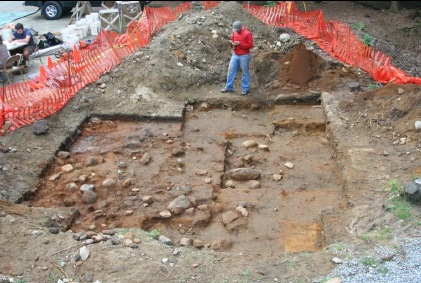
top-left (225, 53), bottom-right (251, 92)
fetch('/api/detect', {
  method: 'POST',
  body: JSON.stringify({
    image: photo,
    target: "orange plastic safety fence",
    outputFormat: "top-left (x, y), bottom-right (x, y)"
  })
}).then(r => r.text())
top-left (0, 2), bottom-right (191, 135)
top-left (244, 2), bottom-right (421, 85)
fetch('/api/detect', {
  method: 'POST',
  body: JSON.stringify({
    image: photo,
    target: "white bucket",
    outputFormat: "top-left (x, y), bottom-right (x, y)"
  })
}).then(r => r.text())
top-left (60, 28), bottom-right (69, 41)
top-left (1, 29), bottom-right (12, 41)
top-left (90, 22), bottom-right (99, 36)
top-left (68, 24), bottom-right (77, 31)
top-left (64, 35), bottom-right (79, 49)
top-left (76, 27), bottom-right (84, 39)
top-left (91, 13), bottom-right (99, 20)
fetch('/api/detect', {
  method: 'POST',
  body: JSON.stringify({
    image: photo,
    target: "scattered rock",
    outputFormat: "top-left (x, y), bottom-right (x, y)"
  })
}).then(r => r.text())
top-left (123, 178), bottom-right (134, 187)
top-left (236, 206), bottom-right (248, 217)
top-left (49, 227), bottom-right (59, 234)
top-left (226, 180), bottom-right (236, 188)
top-left (228, 168), bottom-right (261, 181)
top-left (61, 164), bottom-right (74, 173)
top-left (80, 246), bottom-right (90, 261)
top-left (397, 88), bottom-right (405, 95)
top-left (160, 210), bottom-right (172, 218)
top-left (82, 190), bottom-right (98, 204)
top-left (49, 173), bottom-right (61, 182)
top-left (171, 149), bottom-right (185, 157)
top-left (194, 169), bottom-right (208, 176)
top-left (173, 248), bottom-right (180, 256)
top-left (159, 235), bottom-right (173, 245)
top-left (193, 239), bottom-right (204, 248)
top-left (66, 182), bottom-right (78, 190)
top-left (242, 140), bottom-right (258, 148)
top-left (325, 278), bottom-right (342, 283)
top-left (222, 211), bottom-right (239, 225)
top-left (139, 152), bottom-right (151, 165)
top-left (210, 238), bottom-right (232, 250)
top-left (79, 175), bottom-right (88, 182)
top-left (180, 238), bottom-right (193, 246)
top-left (100, 83), bottom-right (107, 89)
top-left (246, 180), bottom-right (261, 189)
top-left (85, 272), bottom-right (94, 282)
top-left (102, 229), bottom-right (116, 236)
top-left (404, 182), bottom-right (421, 202)
top-left (279, 33), bottom-right (291, 42)
top-left (111, 238), bottom-right (120, 245)
top-left (332, 257), bottom-right (343, 264)
top-left (118, 161), bottom-right (128, 168)
top-left (348, 82), bottom-right (360, 90)
top-left (273, 174), bottom-right (283, 181)
top-left (285, 162), bottom-right (294, 169)
top-left (168, 195), bottom-right (192, 215)
top-left (162, 258), bottom-right (169, 264)
top-left (32, 120), bottom-right (49, 135)
top-left (58, 151), bottom-right (70, 159)
top-left (124, 239), bottom-right (133, 246)
top-left (142, 195), bottom-right (154, 204)
top-left (80, 184), bottom-right (95, 192)
top-left (205, 178), bottom-right (212, 184)
top-left (415, 121), bottom-right (421, 131)
top-left (86, 157), bottom-right (98, 167)
top-left (258, 144), bottom-right (269, 151)
top-left (244, 155), bottom-right (253, 163)
top-left (133, 238), bottom-right (142, 244)
top-left (103, 179), bottom-right (116, 187)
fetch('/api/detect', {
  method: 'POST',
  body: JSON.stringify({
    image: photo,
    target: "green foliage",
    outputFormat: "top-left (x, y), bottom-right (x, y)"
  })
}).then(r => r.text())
top-left (386, 198), bottom-right (412, 220)
top-left (375, 228), bottom-right (393, 240)
top-left (361, 235), bottom-right (370, 241)
top-left (368, 83), bottom-right (380, 89)
top-left (241, 270), bottom-right (250, 276)
top-left (147, 229), bottom-right (160, 239)
top-left (361, 256), bottom-right (378, 266)
top-left (415, 220), bottom-right (421, 226)
top-left (16, 280), bottom-right (27, 283)
top-left (332, 243), bottom-right (345, 251)
top-left (353, 21), bottom-right (366, 30)
top-left (264, 1), bottom-right (277, 7)
top-left (377, 267), bottom-right (389, 274)
top-left (361, 33), bottom-right (373, 46)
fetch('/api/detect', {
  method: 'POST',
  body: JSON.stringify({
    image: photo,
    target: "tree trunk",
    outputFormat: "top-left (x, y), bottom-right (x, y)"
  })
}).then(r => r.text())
top-left (390, 1), bottom-right (401, 13)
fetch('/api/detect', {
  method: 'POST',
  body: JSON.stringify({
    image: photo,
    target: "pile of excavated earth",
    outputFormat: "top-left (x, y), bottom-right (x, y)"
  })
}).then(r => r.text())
top-left (1, 2), bottom-right (421, 283)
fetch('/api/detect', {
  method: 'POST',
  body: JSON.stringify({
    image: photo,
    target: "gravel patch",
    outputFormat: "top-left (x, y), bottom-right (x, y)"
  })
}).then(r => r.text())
top-left (330, 237), bottom-right (421, 283)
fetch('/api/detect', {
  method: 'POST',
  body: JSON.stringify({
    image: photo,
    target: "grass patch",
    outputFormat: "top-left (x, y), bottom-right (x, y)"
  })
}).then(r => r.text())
top-left (147, 229), bottom-right (160, 239)
top-left (377, 267), bottom-right (389, 274)
top-left (353, 21), bottom-right (366, 30)
top-left (384, 179), bottom-right (412, 220)
top-left (375, 228), bottom-right (393, 241)
top-left (332, 243), bottom-right (346, 251)
top-left (361, 256), bottom-right (378, 266)
top-left (361, 235), bottom-right (370, 241)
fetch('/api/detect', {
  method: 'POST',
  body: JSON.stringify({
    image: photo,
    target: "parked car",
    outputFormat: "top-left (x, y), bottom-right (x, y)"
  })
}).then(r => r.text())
top-left (23, 1), bottom-right (151, 20)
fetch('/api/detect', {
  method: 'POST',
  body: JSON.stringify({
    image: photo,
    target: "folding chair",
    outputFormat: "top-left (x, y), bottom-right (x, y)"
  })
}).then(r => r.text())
top-left (0, 54), bottom-right (26, 85)
top-left (99, 8), bottom-right (121, 32)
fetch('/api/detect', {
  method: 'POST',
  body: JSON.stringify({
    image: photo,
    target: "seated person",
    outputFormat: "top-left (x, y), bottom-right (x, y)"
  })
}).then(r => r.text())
top-left (8, 23), bottom-right (36, 66)
top-left (0, 35), bottom-right (12, 80)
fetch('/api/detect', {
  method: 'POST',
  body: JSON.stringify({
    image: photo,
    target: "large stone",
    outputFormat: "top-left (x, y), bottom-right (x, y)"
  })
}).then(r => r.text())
top-left (61, 164), bottom-right (74, 173)
top-left (159, 210), bottom-right (172, 218)
top-left (82, 190), bottom-right (98, 204)
top-left (32, 120), bottom-right (49, 135)
top-left (193, 239), bottom-right (204, 248)
top-left (80, 184), bottom-right (95, 192)
top-left (228, 168), bottom-right (261, 181)
top-left (171, 149), bottom-right (185, 157)
top-left (222, 211), bottom-right (239, 225)
top-left (348, 82), bottom-right (360, 90)
top-left (210, 238), bottom-right (232, 250)
top-left (415, 121), bottom-right (421, 131)
top-left (180, 238), bottom-right (193, 246)
top-left (168, 195), bottom-right (192, 215)
top-left (279, 33), bottom-right (291, 42)
top-left (159, 235), bottom-right (173, 245)
top-left (103, 179), bottom-right (116, 187)
top-left (80, 246), bottom-right (90, 261)
top-left (247, 180), bottom-right (261, 189)
top-left (404, 182), bottom-right (421, 202)
top-left (49, 173), bottom-right (61, 182)
top-left (86, 157), bottom-right (99, 167)
top-left (142, 196), bottom-right (154, 204)
top-left (242, 140), bottom-right (258, 148)
top-left (139, 153), bottom-right (151, 165)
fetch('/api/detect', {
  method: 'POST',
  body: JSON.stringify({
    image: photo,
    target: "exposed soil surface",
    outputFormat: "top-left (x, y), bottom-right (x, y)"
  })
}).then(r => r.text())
top-left (1, 2), bottom-right (421, 283)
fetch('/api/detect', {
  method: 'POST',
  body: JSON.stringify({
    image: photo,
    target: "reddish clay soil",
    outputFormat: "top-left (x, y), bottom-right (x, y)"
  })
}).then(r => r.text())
top-left (29, 104), bottom-right (345, 254)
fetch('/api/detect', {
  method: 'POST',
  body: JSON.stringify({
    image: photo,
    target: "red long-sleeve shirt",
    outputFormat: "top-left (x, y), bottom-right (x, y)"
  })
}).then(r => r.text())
top-left (231, 28), bottom-right (253, 55)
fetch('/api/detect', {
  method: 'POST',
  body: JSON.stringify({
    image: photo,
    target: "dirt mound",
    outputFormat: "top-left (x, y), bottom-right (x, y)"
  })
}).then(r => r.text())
top-left (281, 43), bottom-right (324, 85)
top-left (109, 1), bottom-right (276, 96)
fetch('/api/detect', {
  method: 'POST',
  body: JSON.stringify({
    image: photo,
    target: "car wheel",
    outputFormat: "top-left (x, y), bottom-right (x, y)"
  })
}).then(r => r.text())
top-left (42, 1), bottom-right (63, 20)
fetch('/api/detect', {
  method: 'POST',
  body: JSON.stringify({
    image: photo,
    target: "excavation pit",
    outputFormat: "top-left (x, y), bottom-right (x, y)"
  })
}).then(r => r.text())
top-left (29, 104), bottom-right (344, 253)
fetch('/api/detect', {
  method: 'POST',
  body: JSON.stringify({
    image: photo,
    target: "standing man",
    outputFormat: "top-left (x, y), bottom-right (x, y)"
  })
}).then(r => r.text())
top-left (221, 21), bottom-right (253, 95)
top-left (8, 23), bottom-right (36, 67)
